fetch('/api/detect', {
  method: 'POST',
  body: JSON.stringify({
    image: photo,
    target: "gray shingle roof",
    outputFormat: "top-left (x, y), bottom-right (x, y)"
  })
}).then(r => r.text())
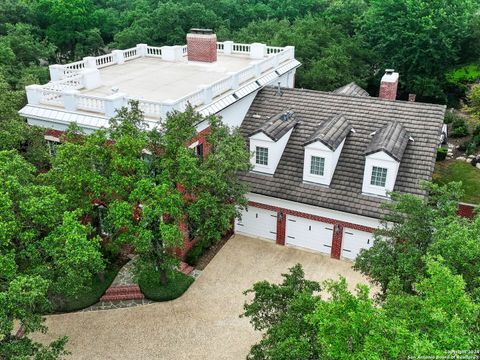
top-left (304, 114), bottom-right (352, 151)
top-left (333, 82), bottom-right (370, 97)
top-left (239, 87), bottom-right (445, 219)
top-left (249, 111), bottom-right (299, 141)
top-left (365, 121), bottom-right (410, 162)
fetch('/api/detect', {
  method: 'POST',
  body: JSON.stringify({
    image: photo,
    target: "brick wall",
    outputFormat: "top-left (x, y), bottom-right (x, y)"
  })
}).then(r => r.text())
top-left (187, 33), bottom-right (217, 63)
top-left (458, 203), bottom-right (476, 220)
top-left (247, 201), bottom-right (375, 260)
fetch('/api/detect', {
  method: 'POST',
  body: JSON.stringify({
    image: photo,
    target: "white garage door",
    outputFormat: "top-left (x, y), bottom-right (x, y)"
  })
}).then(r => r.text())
top-left (235, 207), bottom-right (277, 241)
top-left (285, 215), bottom-right (333, 254)
top-left (341, 228), bottom-right (374, 260)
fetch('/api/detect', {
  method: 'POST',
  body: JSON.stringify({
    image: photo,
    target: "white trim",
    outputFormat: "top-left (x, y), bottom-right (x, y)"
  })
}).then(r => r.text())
top-left (247, 192), bottom-right (382, 229)
top-left (45, 135), bottom-right (60, 142)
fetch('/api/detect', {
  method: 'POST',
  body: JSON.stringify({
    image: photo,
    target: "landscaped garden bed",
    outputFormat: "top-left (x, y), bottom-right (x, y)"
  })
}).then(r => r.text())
top-left (138, 267), bottom-right (194, 301)
top-left (433, 159), bottom-right (480, 204)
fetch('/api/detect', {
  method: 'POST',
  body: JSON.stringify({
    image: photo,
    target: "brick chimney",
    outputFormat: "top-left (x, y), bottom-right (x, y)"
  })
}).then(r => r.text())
top-left (187, 28), bottom-right (217, 63)
top-left (379, 69), bottom-right (399, 101)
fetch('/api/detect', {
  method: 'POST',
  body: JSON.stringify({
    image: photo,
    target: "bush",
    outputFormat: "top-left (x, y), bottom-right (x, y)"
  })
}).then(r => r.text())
top-left (186, 242), bottom-right (204, 266)
top-left (138, 267), bottom-right (194, 302)
top-left (436, 147), bottom-right (448, 161)
top-left (473, 125), bottom-right (480, 137)
top-left (53, 264), bottom-right (120, 312)
top-left (444, 111), bottom-right (458, 124)
top-left (450, 117), bottom-right (469, 138)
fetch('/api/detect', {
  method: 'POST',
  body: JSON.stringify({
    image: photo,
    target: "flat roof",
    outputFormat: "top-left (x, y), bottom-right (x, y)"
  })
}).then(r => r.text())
top-left (82, 55), bottom-right (261, 102)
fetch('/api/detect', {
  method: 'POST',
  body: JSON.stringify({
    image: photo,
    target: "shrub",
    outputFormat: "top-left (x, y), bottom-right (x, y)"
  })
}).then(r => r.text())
top-left (436, 147), bottom-right (448, 161)
top-left (473, 124), bottom-right (480, 137)
top-left (138, 267), bottom-right (194, 302)
top-left (444, 111), bottom-right (458, 124)
top-left (185, 242), bottom-right (204, 266)
top-left (465, 141), bottom-right (477, 156)
top-left (446, 65), bottom-right (480, 90)
top-left (450, 117), bottom-right (469, 138)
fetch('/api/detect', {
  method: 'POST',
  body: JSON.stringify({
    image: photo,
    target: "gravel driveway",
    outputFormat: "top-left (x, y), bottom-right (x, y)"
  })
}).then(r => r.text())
top-left (38, 235), bottom-right (373, 359)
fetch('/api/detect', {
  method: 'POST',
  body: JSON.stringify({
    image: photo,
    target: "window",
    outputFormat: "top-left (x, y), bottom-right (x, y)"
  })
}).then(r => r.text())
top-left (255, 146), bottom-right (268, 165)
top-left (195, 143), bottom-right (204, 159)
top-left (47, 140), bottom-right (59, 157)
top-left (310, 156), bottom-right (325, 176)
top-left (370, 166), bottom-right (388, 187)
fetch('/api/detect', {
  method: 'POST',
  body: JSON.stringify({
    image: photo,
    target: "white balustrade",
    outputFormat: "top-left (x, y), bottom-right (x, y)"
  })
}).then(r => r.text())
top-left (123, 47), bottom-right (139, 61)
top-left (146, 46), bottom-right (162, 57)
top-left (181, 45), bottom-right (188, 56)
top-left (216, 42), bottom-right (224, 53)
top-left (232, 43), bottom-right (251, 54)
top-left (39, 89), bottom-right (63, 107)
top-left (173, 89), bottom-right (205, 112)
top-left (258, 56), bottom-right (276, 73)
top-left (210, 76), bottom-right (233, 98)
top-left (136, 99), bottom-right (163, 118)
top-left (237, 65), bottom-right (256, 84)
top-left (267, 46), bottom-right (283, 54)
top-left (96, 54), bottom-right (114, 68)
top-left (65, 60), bottom-right (86, 72)
top-left (76, 94), bottom-right (106, 113)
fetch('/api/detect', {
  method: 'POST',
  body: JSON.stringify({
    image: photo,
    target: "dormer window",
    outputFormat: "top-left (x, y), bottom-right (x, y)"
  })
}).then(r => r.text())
top-left (249, 110), bottom-right (298, 175)
top-left (255, 146), bottom-right (269, 165)
top-left (370, 166), bottom-right (387, 187)
top-left (310, 156), bottom-right (325, 176)
top-left (362, 122), bottom-right (412, 197)
top-left (303, 114), bottom-right (353, 186)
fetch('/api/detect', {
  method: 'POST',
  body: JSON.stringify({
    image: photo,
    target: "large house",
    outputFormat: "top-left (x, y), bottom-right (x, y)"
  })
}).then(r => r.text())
top-left (19, 30), bottom-right (445, 261)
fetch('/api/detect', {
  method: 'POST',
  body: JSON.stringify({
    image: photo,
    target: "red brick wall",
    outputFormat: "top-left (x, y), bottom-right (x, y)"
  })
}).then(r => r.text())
top-left (247, 201), bottom-right (375, 259)
top-left (458, 203), bottom-right (476, 220)
top-left (187, 33), bottom-right (217, 63)
top-left (379, 80), bottom-right (398, 101)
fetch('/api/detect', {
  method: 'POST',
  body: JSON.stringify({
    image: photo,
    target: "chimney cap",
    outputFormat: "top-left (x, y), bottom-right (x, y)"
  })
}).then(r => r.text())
top-left (385, 69), bottom-right (395, 74)
top-left (189, 28), bottom-right (214, 35)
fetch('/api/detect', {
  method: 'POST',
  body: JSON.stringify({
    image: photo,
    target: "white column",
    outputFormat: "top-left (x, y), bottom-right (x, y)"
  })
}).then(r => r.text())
top-left (83, 56), bottom-right (97, 68)
top-left (223, 41), bottom-right (233, 55)
top-left (49, 64), bottom-right (65, 81)
top-left (62, 89), bottom-right (79, 111)
top-left (25, 85), bottom-right (43, 105)
top-left (199, 85), bottom-right (213, 104)
top-left (82, 68), bottom-right (101, 90)
top-left (112, 50), bottom-right (125, 65)
top-left (136, 44), bottom-right (148, 57)
top-left (161, 46), bottom-right (182, 62)
top-left (104, 92), bottom-right (126, 118)
top-left (250, 43), bottom-right (266, 59)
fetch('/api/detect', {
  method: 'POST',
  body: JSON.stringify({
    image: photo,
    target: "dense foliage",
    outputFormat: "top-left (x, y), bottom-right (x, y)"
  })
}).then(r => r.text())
top-left (1, 0), bottom-right (479, 102)
top-left (243, 183), bottom-right (480, 359)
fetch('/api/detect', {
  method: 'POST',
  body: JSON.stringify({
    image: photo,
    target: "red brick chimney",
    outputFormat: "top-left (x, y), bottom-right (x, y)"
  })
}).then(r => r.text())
top-left (186, 28), bottom-right (217, 63)
top-left (379, 69), bottom-right (399, 101)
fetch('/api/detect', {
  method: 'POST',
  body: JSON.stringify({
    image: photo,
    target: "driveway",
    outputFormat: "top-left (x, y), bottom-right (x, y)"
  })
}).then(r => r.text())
top-left (38, 235), bottom-right (373, 359)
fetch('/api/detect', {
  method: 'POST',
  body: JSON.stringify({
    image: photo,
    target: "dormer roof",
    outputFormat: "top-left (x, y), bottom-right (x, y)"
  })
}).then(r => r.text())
top-left (249, 111), bottom-right (299, 142)
top-left (303, 114), bottom-right (352, 151)
top-left (365, 121), bottom-right (410, 162)
top-left (333, 82), bottom-right (370, 97)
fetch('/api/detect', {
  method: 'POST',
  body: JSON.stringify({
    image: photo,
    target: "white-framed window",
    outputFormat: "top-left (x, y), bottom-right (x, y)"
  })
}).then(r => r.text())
top-left (370, 166), bottom-right (388, 187)
top-left (310, 156), bottom-right (325, 176)
top-left (47, 140), bottom-right (59, 157)
top-left (255, 146), bottom-right (269, 165)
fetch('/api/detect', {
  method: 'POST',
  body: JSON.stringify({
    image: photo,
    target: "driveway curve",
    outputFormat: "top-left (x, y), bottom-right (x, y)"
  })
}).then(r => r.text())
top-left (38, 235), bottom-right (373, 359)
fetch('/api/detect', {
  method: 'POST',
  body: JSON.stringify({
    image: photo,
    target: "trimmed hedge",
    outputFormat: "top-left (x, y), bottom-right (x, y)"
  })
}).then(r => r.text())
top-left (53, 265), bottom-right (120, 313)
top-left (138, 268), bottom-right (194, 302)
top-left (436, 147), bottom-right (448, 161)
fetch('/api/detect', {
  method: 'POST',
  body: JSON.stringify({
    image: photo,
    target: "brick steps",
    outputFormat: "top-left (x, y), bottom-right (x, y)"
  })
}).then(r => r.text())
top-left (100, 284), bottom-right (144, 302)
top-left (179, 261), bottom-right (194, 275)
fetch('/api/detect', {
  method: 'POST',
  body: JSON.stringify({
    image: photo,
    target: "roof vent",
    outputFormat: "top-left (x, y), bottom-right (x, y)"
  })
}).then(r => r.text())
top-left (281, 111), bottom-right (294, 121)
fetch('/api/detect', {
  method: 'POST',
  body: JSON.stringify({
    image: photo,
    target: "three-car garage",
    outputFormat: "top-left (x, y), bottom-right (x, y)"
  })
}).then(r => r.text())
top-left (235, 205), bottom-right (375, 261)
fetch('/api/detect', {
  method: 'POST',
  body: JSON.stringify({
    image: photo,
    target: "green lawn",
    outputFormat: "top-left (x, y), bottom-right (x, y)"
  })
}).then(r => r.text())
top-left (138, 268), bottom-right (194, 302)
top-left (433, 160), bottom-right (480, 204)
top-left (53, 264), bottom-right (120, 313)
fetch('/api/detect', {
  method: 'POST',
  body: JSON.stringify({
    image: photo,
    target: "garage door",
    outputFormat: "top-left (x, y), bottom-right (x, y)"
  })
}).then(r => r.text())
top-left (285, 215), bottom-right (333, 254)
top-left (235, 207), bottom-right (277, 241)
top-left (341, 228), bottom-right (374, 260)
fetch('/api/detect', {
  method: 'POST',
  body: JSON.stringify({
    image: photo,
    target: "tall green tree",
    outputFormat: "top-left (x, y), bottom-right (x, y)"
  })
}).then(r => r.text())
top-left (243, 259), bottom-right (480, 360)
top-left (358, 0), bottom-right (479, 101)
top-left (46, 102), bottom-right (250, 284)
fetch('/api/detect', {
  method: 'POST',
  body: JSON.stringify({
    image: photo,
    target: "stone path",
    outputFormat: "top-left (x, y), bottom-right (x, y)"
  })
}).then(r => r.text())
top-left (83, 258), bottom-right (199, 312)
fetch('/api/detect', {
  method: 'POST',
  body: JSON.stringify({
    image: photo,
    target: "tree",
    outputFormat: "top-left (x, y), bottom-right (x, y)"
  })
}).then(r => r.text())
top-left (242, 260), bottom-right (480, 359)
top-left (0, 150), bottom-right (106, 359)
top-left (354, 182), bottom-right (463, 295)
top-left (358, 0), bottom-right (479, 101)
top-left (46, 102), bottom-right (250, 284)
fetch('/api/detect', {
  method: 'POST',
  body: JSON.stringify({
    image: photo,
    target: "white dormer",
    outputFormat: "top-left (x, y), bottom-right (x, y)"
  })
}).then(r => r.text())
top-left (303, 114), bottom-right (353, 186)
top-left (249, 111), bottom-right (298, 175)
top-left (362, 122), bottom-right (411, 197)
